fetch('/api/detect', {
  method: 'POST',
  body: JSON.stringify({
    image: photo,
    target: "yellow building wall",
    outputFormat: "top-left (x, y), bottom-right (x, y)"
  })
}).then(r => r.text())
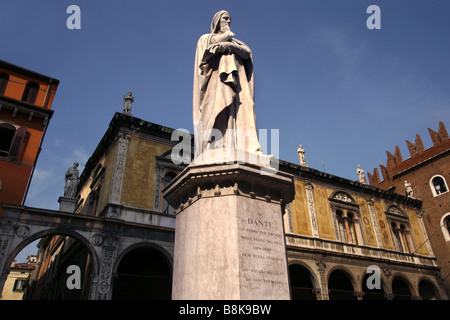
top-left (353, 196), bottom-right (378, 247)
top-left (1, 270), bottom-right (28, 300)
top-left (97, 144), bottom-right (116, 215)
top-left (373, 201), bottom-right (395, 250)
top-left (290, 178), bottom-right (312, 236)
top-left (313, 184), bottom-right (336, 241)
top-left (120, 136), bottom-right (172, 209)
top-left (78, 177), bottom-right (93, 215)
top-left (402, 205), bottom-right (430, 256)
top-left (288, 179), bottom-right (428, 256)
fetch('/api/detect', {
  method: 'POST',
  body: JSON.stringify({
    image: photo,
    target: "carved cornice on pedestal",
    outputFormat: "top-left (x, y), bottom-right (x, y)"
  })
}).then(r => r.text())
top-left (163, 163), bottom-right (295, 215)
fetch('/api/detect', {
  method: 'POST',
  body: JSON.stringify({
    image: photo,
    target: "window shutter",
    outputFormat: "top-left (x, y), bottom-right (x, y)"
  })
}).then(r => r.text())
top-left (8, 126), bottom-right (27, 159)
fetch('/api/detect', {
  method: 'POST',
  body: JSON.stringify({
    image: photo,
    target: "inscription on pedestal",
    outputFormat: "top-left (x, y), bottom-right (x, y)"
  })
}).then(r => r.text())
top-left (237, 213), bottom-right (290, 298)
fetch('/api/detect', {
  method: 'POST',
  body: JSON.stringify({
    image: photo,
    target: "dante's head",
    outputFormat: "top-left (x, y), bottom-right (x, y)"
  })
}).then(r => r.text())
top-left (211, 10), bottom-right (231, 34)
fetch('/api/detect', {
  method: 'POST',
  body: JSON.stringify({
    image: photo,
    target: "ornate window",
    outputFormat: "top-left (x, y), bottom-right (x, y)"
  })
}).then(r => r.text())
top-left (430, 175), bottom-right (448, 197)
top-left (0, 120), bottom-right (27, 159)
top-left (385, 205), bottom-right (415, 253)
top-left (330, 191), bottom-right (364, 245)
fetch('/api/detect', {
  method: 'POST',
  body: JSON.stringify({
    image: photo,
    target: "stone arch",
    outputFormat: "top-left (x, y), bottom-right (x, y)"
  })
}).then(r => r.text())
top-left (288, 260), bottom-right (320, 300)
top-left (4, 228), bottom-right (99, 276)
top-left (418, 277), bottom-right (442, 300)
top-left (390, 273), bottom-right (416, 300)
top-left (1, 227), bottom-right (100, 300)
top-left (113, 241), bottom-right (173, 275)
top-left (111, 242), bottom-right (173, 300)
top-left (326, 267), bottom-right (358, 300)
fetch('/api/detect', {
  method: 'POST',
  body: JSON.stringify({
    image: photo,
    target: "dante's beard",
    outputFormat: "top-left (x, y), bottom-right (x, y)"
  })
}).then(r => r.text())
top-left (220, 24), bottom-right (231, 33)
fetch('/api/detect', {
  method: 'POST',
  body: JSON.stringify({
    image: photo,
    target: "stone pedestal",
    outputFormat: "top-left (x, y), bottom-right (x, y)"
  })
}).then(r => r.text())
top-left (58, 196), bottom-right (77, 213)
top-left (163, 161), bottom-right (294, 300)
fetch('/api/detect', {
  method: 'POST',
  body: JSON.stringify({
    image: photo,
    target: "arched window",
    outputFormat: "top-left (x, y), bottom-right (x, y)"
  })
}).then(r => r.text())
top-left (430, 175), bottom-right (448, 197)
top-left (0, 73), bottom-right (9, 95)
top-left (21, 81), bottom-right (39, 104)
top-left (441, 213), bottom-right (450, 242)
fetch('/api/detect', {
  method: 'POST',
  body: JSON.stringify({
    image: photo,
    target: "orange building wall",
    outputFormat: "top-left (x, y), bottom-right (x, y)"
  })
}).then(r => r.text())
top-left (0, 61), bottom-right (59, 217)
top-left (0, 67), bottom-right (58, 109)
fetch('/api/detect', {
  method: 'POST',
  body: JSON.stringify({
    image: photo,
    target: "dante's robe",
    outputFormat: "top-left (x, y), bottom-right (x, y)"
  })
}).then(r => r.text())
top-left (192, 33), bottom-right (261, 160)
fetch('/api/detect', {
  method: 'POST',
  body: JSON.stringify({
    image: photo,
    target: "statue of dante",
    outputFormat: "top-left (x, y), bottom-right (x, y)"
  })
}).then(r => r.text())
top-left (193, 10), bottom-right (262, 160)
top-left (64, 162), bottom-right (80, 198)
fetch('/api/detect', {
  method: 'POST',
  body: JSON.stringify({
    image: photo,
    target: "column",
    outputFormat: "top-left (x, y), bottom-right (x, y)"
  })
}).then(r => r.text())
top-left (315, 258), bottom-right (328, 300)
top-left (164, 162), bottom-right (294, 300)
top-left (89, 233), bottom-right (119, 300)
top-left (342, 212), bottom-right (352, 243)
top-left (353, 217), bottom-right (364, 245)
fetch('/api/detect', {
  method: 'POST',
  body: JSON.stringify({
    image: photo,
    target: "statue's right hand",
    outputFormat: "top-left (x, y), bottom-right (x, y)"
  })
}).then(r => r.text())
top-left (224, 31), bottom-right (235, 38)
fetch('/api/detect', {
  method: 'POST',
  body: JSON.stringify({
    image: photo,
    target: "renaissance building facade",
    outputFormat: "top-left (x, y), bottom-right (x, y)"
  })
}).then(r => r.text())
top-left (2, 111), bottom-right (445, 300)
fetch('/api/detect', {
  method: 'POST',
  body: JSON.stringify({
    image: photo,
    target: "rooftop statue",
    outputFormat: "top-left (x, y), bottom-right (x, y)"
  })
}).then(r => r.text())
top-left (64, 162), bottom-right (80, 198)
top-left (123, 91), bottom-right (134, 115)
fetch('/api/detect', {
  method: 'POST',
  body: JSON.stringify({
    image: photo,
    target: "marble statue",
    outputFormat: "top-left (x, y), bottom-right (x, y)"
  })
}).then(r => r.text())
top-left (297, 144), bottom-right (307, 166)
top-left (193, 10), bottom-right (262, 159)
top-left (405, 180), bottom-right (414, 198)
top-left (123, 91), bottom-right (134, 114)
top-left (64, 162), bottom-right (80, 198)
top-left (357, 165), bottom-right (367, 184)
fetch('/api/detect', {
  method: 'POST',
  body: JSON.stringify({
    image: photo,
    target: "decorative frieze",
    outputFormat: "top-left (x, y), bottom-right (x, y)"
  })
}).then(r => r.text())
top-left (305, 181), bottom-right (319, 237)
top-left (367, 197), bottom-right (383, 248)
top-left (109, 132), bottom-right (130, 204)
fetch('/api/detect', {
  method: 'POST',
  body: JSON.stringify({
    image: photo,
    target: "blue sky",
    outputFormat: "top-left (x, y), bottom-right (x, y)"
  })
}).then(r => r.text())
top-left (2, 0), bottom-right (449, 261)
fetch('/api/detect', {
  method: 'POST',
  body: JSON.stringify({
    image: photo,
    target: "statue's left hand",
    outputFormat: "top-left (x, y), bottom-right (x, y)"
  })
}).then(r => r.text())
top-left (217, 41), bottom-right (234, 53)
